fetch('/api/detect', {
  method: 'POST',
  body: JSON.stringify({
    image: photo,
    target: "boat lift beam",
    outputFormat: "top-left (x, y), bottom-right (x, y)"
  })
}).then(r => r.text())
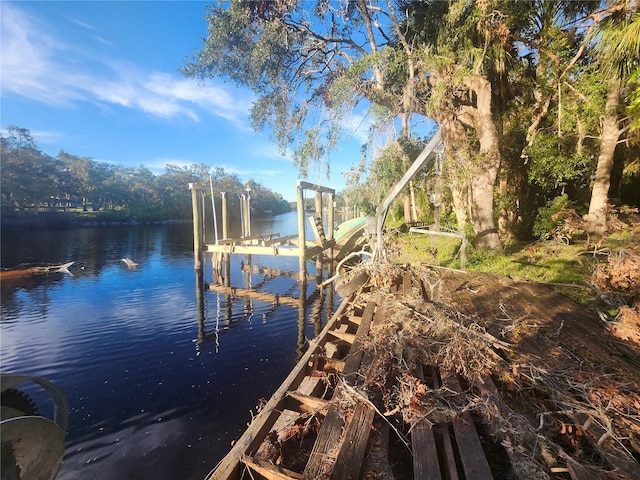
top-left (375, 128), bottom-right (443, 260)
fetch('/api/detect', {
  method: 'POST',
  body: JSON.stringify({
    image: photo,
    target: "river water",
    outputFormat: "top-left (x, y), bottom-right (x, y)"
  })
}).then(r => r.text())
top-left (0, 212), bottom-right (340, 479)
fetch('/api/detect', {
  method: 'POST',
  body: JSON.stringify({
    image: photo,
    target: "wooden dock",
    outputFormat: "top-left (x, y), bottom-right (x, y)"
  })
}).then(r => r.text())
top-left (207, 270), bottom-right (506, 480)
top-left (205, 264), bottom-right (640, 480)
top-left (191, 180), bottom-right (339, 285)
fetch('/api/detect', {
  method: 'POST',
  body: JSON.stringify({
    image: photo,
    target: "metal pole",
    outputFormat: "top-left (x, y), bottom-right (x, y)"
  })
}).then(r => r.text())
top-left (246, 186), bottom-right (252, 237)
top-left (376, 128), bottom-right (443, 259)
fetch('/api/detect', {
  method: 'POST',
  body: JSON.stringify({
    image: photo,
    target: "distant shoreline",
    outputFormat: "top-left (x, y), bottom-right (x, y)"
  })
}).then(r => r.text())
top-left (0, 212), bottom-right (191, 232)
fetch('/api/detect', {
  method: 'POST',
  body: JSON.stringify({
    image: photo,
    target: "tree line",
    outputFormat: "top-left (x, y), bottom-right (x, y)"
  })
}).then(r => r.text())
top-left (0, 125), bottom-right (291, 223)
top-left (183, 0), bottom-right (640, 248)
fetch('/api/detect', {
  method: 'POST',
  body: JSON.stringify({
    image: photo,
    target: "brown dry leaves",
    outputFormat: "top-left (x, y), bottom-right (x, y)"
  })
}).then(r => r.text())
top-left (611, 303), bottom-right (640, 346)
top-left (591, 246), bottom-right (640, 297)
top-left (358, 263), bottom-right (640, 477)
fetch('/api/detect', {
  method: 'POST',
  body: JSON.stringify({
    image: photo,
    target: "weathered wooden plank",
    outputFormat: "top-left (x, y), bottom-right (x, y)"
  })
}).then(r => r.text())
top-left (402, 271), bottom-right (413, 297)
top-left (412, 421), bottom-right (442, 480)
top-left (345, 315), bottom-right (362, 326)
top-left (334, 322), bottom-right (353, 334)
top-left (308, 216), bottom-right (326, 247)
top-left (445, 374), bottom-right (493, 480)
top-left (207, 244), bottom-right (303, 257)
top-left (327, 330), bottom-right (357, 344)
top-left (207, 295), bottom-right (354, 480)
top-left (342, 300), bottom-right (377, 380)
top-left (331, 401), bottom-right (376, 480)
top-left (435, 425), bottom-right (460, 480)
top-left (285, 391), bottom-right (329, 413)
top-left (426, 366), bottom-right (459, 480)
top-left (242, 456), bottom-right (303, 480)
top-left (302, 406), bottom-right (345, 480)
top-left (263, 234), bottom-right (298, 246)
top-left (412, 363), bottom-right (443, 479)
top-left (312, 356), bottom-right (345, 373)
top-left (264, 408), bottom-right (303, 443)
top-left (297, 180), bottom-right (335, 194)
top-left (263, 376), bottom-right (327, 446)
top-left (296, 375), bottom-right (326, 396)
top-left (336, 270), bottom-right (370, 298)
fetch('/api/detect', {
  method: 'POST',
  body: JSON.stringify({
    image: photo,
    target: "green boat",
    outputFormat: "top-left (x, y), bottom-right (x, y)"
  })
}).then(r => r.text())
top-left (333, 217), bottom-right (368, 261)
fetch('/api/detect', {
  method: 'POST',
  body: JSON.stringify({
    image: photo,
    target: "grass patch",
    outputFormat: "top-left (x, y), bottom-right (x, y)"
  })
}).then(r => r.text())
top-left (386, 224), bottom-right (640, 309)
top-left (390, 233), bottom-right (590, 283)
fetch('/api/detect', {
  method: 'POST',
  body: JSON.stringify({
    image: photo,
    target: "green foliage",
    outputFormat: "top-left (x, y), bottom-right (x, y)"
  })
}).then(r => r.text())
top-left (182, 1), bottom-right (377, 178)
top-left (532, 194), bottom-right (574, 240)
top-left (179, 0), bottom-right (640, 247)
top-left (527, 133), bottom-right (591, 191)
top-left (0, 126), bottom-right (291, 223)
top-left (628, 66), bottom-right (640, 130)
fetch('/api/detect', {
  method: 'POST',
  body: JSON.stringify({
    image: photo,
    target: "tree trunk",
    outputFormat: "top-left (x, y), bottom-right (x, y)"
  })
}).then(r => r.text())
top-left (587, 80), bottom-right (621, 237)
top-left (409, 180), bottom-right (418, 222)
top-left (441, 120), bottom-right (469, 231)
top-left (498, 177), bottom-right (515, 239)
top-left (461, 76), bottom-right (502, 249)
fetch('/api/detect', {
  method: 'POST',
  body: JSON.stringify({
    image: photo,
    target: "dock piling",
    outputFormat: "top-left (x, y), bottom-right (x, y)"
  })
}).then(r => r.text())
top-left (189, 183), bottom-right (204, 272)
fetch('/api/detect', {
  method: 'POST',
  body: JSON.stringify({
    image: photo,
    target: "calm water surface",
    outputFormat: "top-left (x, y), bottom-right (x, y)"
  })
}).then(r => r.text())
top-left (1, 212), bottom-right (339, 479)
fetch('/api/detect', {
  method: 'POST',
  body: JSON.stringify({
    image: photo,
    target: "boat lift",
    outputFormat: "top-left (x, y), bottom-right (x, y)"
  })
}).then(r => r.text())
top-left (189, 180), bottom-right (336, 285)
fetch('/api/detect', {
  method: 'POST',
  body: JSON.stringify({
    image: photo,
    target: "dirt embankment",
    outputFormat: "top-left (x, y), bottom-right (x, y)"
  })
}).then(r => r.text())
top-left (349, 262), bottom-right (640, 479)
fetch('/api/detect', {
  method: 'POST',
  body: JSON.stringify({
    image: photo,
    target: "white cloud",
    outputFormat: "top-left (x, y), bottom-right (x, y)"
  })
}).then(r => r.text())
top-left (0, 4), bottom-right (76, 105)
top-left (31, 129), bottom-right (65, 145)
top-left (70, 18), bottom-right (96, 30)
top-left (0, 3), bottom-right (253, 126)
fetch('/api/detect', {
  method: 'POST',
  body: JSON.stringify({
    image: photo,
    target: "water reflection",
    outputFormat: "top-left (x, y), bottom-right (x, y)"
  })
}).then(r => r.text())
top-left (1, 214), bottom-right (342, 480)
top-left (196, 251), bottom-right (335, 362)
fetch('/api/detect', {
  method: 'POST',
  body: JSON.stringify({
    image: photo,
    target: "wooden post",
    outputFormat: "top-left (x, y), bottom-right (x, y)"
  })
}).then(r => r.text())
top-left (296, 280), bottom-right (307, 361)
top-left (240, 193), bottom-right (246, 237)
top-left (327, 193), bottom-right (335, 308)
top-left (314, 191), bottom-right (322, 218)
top-left (221, 191), bottom-right (230, 286)
top-left (404, 196), bottom-right (411, 223)
top-left (314, 191), bottom-right (323, 285)
top-left (195, 268), bottom-right (205, 344)
top-left (296, 182), bottom-right (307, 282)
top-left (221, 192), bottom-right (228, 240)
top-left (327, 193), bottom-right (335, 244)
top-left (189, 183), bottom-right (204, 272)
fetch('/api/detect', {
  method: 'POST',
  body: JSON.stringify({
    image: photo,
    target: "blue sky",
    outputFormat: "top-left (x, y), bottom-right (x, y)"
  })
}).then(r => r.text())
top-left (1, 1), bottom-right (370, 201)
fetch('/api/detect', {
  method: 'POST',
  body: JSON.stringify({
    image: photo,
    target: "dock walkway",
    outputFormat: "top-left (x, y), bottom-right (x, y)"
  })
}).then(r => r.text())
top-left (208, 270), bottom-right (505, 480)
top-left (206, 264), bottom-right (640, 480)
